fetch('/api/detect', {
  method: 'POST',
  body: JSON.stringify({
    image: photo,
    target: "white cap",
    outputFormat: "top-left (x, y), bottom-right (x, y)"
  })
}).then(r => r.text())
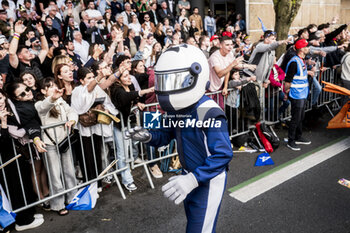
top-left (0, 35), bottom-right (7, 45)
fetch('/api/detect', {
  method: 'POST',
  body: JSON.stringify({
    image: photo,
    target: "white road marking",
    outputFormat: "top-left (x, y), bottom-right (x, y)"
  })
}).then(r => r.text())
top-left (230, 137), bottom-right (350, 203)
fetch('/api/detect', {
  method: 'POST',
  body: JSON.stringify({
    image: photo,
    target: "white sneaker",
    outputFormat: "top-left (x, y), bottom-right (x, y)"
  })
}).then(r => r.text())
top-left (134, 158), bottom-right (143, 164)
top-left (124, 183), bottom-right (137, 192)
top-left (15, 217), bottom-right (44, 231)
top-left (34, 214), bottom-right (43, 219)
top-left (97, 187), bottom-right (103, 193)
top-left (102, 175), bottom-right (113, 184)
top-left (149, 164), bottom-right (163, 179)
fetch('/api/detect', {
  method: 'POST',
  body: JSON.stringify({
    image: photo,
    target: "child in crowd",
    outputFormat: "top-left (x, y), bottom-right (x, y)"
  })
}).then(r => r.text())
top-left (267, 59), bottom-right (290, 122)
top-left (225, 69), bottom-right (256, 135)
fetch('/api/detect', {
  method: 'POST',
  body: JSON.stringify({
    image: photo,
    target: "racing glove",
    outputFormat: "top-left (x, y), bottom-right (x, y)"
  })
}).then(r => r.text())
top-left (162, 172), bottom-right (199, 205)
top-left (124, 126), bottom-right (152, 143)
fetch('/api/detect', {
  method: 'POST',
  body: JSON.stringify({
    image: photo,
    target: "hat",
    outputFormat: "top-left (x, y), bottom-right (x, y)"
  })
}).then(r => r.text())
top-left (308, 32), bottom-right (320, 41)
top-left (222, 31), bottom-right (232, 38)
top-left (105, 5), bottom-right (111, 10)
top-left (91, 109), bottom-right (120, 125)
top-left (294, 39), bottom-right (309, 49)
top-left (0, 9), bottom-right (7, 14)
top-left (30, 37), bottom-right (39, 43)
top-left (210, 35), bottom-right (219, 42)
top-left (0, 35), bottom-right (7, 45)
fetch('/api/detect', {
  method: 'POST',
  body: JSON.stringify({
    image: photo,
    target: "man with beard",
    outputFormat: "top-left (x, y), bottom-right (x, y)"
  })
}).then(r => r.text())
top-left (65, 40), bottom-right (83, 69)
top-left (9, 20), bottom-right (48, 81)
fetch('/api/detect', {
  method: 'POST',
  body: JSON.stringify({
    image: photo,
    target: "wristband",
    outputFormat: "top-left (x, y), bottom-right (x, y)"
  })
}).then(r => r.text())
top-left (33, 137), bottom-right (40, 143)
top-left (114, 73), bottom-right (119, 79)
top-left (39, 33), bottom-right (44, 37)
top-left (13, 33), bottom-right (20, 37)
top-left (13, 34), bottom-right (20, 40)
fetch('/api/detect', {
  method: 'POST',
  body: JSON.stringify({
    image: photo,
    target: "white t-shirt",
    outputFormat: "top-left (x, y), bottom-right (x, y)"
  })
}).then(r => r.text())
top-left (208, 49), bottom-right (234, 91)
top-left (85, 9), bottom-right (102, 19)
top-left (128, 23), bottom-right (142, 36)
top-left (73, 39), bottom-right (90, 64)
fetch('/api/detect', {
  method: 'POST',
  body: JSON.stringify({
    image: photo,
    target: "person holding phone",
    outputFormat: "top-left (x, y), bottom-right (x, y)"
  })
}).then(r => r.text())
top-left (208, 36), bottom-right (254, 109)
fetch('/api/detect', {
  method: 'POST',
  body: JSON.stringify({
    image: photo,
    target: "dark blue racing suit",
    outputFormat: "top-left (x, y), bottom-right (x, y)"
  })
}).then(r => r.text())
top-left (148, 95), bottom-right (233, 233)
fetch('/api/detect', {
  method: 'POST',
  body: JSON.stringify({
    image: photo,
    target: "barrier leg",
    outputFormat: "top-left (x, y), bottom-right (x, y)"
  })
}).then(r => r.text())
top-left (143, 163), bottom-right (155, 189)
top-left (325, 104), bottom-right (335, 118)
top-left (113, 173), bottom-right (126, 199)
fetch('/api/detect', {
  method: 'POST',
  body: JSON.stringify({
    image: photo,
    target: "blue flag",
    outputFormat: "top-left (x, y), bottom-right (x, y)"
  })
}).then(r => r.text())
top-left (66, 182), bottom-right (98, 210)
top-left (0, 184), bottom-right (16, 230)
top-left (255, 152), bottom-right (274, 166)
top-left (258, 17), bottom-right (267, 32)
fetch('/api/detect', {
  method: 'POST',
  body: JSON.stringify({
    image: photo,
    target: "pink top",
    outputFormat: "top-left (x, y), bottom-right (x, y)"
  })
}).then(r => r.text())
top-left (208, 50), bottom-right (235, 91)
top-left (269, 64), bottom-right (285, 91)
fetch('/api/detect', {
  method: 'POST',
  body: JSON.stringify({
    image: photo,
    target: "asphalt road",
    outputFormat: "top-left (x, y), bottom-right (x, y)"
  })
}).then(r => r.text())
top-left (21, 111), bottom-right (350, 233)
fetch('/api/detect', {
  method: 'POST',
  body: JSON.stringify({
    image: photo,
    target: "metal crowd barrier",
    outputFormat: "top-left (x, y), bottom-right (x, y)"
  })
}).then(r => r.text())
top-left (125, 65), bottom-right (342, 188)
top-left (0, 120), bottom-right (131, 213)
top-left (263, 66), bottom-right (341, 123)
top-left (0, 66), bottom-right (343, 214)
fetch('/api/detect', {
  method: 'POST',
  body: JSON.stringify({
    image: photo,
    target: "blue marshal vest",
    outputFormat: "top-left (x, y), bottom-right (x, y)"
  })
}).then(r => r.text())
top-left (286, 55), bottom-right (309, 99)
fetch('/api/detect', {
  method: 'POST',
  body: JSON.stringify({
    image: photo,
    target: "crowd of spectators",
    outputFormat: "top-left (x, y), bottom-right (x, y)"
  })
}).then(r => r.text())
top-left (0, 0), bottom-right (350, 231)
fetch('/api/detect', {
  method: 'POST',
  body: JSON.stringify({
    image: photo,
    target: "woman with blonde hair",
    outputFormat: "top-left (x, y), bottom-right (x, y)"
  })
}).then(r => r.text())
top-left (51, 55), bottom-right (75, 75)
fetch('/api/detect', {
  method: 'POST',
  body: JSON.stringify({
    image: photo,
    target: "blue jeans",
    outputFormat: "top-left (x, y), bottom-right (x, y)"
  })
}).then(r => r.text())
top-left (268, 91), bottom-right (290, 119)
top-left (278, 91), bottom-right (290, 117)
top-left (113, 127), bottom-right (134, 185)
top-left (207, 26), bottom-right (215, 37)
top-left (312, 76), bottom-right (322, 106)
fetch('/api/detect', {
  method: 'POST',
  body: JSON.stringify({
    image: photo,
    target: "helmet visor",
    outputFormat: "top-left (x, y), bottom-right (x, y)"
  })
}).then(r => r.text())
top-left (155, 70), bottom-right (194, 92)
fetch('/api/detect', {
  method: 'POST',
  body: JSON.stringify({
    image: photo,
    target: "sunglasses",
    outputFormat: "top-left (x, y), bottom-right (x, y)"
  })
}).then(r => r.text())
top-left (266, 31), bottom-right (277, 38)
top-left (17, 87), bottom-right (31, 98)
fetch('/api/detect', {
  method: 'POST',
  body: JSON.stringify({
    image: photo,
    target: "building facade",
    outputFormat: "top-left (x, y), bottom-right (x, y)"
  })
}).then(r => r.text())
top-left (193, 0), bottom-right (349, 40)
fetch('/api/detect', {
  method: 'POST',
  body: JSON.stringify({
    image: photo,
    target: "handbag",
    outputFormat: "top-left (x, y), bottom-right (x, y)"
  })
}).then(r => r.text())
top-left (78, 104), bottom-right (105, 127)
top-left (44, 129), bottom-right (79, 154)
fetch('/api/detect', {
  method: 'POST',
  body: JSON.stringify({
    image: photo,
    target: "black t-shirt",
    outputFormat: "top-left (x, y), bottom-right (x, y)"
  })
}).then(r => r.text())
top-left (41, 57), bottom-right (53, 77)
top-left (0, 54), bottom-right (9, 75)
top-left (285, 62), bottom-right (298, 83)
top-left (10, 56), bottom-right (44, 80)
top-left (280, 46), bottom-right (297, 72)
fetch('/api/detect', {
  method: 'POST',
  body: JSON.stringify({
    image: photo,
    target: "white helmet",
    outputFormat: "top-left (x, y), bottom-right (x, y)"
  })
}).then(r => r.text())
top-left (154, 44), bottom-right (209, 111)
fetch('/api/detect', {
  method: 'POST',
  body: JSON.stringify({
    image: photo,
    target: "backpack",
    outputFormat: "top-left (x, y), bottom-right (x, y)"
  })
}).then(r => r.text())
top-left (231, 134), bottom-right (251, 148)
top-left (241, 83), bottom-right (261, 122)
top-left (255, 122), bottom-right (273, 153)
top-left (260, 122), bottom-right (280, 149)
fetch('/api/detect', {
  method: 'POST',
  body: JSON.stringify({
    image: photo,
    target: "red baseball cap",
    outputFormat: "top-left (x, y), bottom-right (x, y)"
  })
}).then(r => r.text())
top-left (210, 35), bottom-right (219, 42)
top-left (294, 39), bottom-right (309, 49)
top-left (222, 31), bottom-right (232, 38)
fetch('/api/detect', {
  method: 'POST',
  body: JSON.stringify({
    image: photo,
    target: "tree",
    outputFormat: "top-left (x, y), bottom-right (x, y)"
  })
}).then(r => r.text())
top-left (273, 0), bottom-right (303, 57)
